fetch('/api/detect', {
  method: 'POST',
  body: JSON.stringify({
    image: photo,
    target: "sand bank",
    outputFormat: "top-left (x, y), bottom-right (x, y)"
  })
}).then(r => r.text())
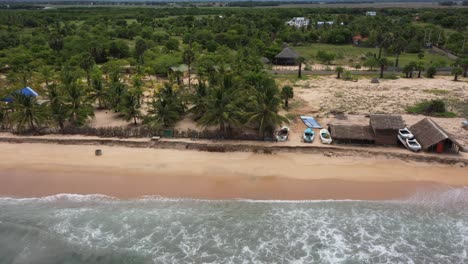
top-left (1, 143), bottom-right (467, 200)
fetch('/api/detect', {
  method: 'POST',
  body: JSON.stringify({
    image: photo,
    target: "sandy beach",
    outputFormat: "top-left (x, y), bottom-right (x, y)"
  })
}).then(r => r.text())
top-left (0, 143), bottom-right (466, 200)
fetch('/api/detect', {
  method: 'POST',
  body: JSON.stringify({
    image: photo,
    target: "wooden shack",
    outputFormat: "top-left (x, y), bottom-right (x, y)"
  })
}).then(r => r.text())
top-left (328, 124), bottom-right (375, 145)
top-left (410, 118), bottom-right (464, 154)
top-left (369, 115), bottom-right (405, 145)
top-left (274, 47), bottom-right (299, 65)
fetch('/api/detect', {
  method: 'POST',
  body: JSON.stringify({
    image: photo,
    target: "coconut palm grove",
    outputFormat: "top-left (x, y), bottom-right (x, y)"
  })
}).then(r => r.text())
top-left (0, 4), bottom-right (467, 139)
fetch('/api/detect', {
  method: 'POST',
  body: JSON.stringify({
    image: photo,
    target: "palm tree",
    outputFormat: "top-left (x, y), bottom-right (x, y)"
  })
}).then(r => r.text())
top-left (248, 81), bottom-right (288, 140)
top-left (452, 67), bottom-right (462, 81)
top-left (78, 52), bottom-right (95, 87)
top-left (145, 83), bottom-right (184, 128)
top-left (378, 57), bottom-right (388, 78)
top-left (132, 75), bottom-right (144, 107)
top-left (46, 84), bottom-right (68, 132)
top-left (456, 57), bottom-right (468, 78)
top-left (10, 93), bottom-right (48, 132)
top-left (280, 85), bottom-right (294, 108)
top-left (182, 48), bottom-right (195, 89)
top-left (198, 86), bottom-right (241, 138)
top-left (390, 37), bottom-right (407, 67)
top-left (89, 65), bottom-right (107, 109)
top-left (296, 56), bottom-right (306, 78)
top-left (38, 65), bottom-right (55, 89)
top-left (60, 66), bottom-right (94, 126)
top-left (121, 91), bottom-right (142, 125)
top-left (189, 82), bottom-right (208, 121)
top-left (64, 82), bottom-right (94, 126)
top-left (335, 66), bottom-right (344, 79)
top-left (416, 62), bottom-right (425, 78)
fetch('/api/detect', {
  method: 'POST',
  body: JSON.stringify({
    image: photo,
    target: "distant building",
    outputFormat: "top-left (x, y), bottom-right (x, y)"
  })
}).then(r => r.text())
top-left (317, 21), bottom-right (334, 27)
top-left (352, 34), bottom-right (369, 45)
top-left (286, 17), bottom-right (309, 28)
top-left (366, 11), bottom-right (377, 16)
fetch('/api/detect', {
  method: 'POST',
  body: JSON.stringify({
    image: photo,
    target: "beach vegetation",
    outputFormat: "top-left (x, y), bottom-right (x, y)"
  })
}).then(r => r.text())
top-left (10, 93), bottom-right (48, 132)
top-left (0, 6), bottom-right (466, 139)
top-left (145, 83), bottom-right (185, 129)
top-left (426, 66), bottom-right (437, 78)
top-left (335, 66), bottom-right (344, 79)
top-left (406, 99), bottom-right (456, 117)
top-left (451, 67), bottom-right (462, 81)
top-left (281, 85), bottom-right (294, 109)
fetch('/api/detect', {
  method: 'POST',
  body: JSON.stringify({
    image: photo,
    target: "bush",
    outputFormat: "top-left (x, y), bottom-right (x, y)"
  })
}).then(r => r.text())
top-left (406, 99), bottom-right (456, 117)
top-left (316, 50), bottom-right (335, 65)
top-left (426, 66), bottom-right (437, 78)
top-left (343, 71), bottom-right (353, 81)
top-left (383, 73), bottom-right (399, 79)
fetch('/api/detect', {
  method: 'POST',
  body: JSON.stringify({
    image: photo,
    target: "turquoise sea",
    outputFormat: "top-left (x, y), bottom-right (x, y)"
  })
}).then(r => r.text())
top-left (1, 188), bottom-right (467, 264)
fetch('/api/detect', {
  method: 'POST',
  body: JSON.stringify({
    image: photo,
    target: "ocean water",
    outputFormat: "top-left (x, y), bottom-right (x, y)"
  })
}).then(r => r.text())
top-left (1, 189), bottom-right (468, 264)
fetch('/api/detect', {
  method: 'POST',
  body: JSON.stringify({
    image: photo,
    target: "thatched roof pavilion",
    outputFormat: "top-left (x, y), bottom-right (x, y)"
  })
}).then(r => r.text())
top-left (274, 47), bottom-right (299, 65)
top-left (369, 114), bottom-right (405, 145)
top-left (369, 115), bottom-right (405, 130)
top-left (410, 118), bottom-right (463, 153)
top-left (328, 124), bottom-right (375, 145)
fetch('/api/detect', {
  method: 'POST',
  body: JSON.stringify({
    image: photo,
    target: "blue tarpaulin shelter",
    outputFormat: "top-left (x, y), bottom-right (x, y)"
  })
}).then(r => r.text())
top-left (1, 87), bottom-right (38, 103)
top-left (300, 116), bottom-right (322, 129)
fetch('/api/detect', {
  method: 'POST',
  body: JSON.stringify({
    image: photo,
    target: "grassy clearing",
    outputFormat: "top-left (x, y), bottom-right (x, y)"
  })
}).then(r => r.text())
top-left (423, 89), bottom-right (450, 95)
top-left (292, 44), bottom-right (454, 68)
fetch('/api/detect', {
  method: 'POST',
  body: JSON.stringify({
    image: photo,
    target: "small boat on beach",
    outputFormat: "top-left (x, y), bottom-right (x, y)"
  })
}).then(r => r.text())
top-left (276, 126), bottom-right (289, 142)
top-left (319, 129), bottom-right (332, 144)
top-left (406, 138), bottom-right (422, 152)
top-left (398, 127), bottom-right (414, 139)
top-left (303, 128), bottom-right (314, 143)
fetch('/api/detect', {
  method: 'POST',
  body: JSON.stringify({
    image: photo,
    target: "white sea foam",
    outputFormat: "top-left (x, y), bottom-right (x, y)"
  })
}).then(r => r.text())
top-left (401, 186), bottom-right (468, 209)
top-left (0, 193), bottom-right (116, 204)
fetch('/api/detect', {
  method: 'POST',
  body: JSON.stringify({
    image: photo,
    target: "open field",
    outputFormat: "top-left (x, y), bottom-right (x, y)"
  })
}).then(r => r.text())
top-left (293, 44), bottom-right (454, 68)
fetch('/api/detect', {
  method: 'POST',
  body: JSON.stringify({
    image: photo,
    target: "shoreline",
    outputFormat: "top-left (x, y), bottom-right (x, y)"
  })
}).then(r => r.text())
top-left (1, 142), bottom-right (467, 200)
top-left (0, 134), bottom-right (467, 166)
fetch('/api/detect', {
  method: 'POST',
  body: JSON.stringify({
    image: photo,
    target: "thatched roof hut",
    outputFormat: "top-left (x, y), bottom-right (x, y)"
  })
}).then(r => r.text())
top-left (369, 114), bottom-right (405, 145)
top-left (369, 115), bottom-right (405, 130)
top-left (328, 124), bottom-right (375, 144)
top-left (410, 118), bottom-right (463, 153)
top-left (274, 47), bottom-right (299, 65)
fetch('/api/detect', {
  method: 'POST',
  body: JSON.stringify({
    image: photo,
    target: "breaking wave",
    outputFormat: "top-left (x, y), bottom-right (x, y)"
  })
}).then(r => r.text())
top-left (1, 188), bottom-right (468, 263)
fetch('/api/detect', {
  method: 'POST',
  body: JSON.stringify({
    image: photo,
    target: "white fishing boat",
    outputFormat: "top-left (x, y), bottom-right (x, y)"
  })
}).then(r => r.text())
top-left (276, 126), bottom-right (289, 142)
top-left (319, 129), bottom-right (332, 144)
top-left (398, 127), bottom-right (414, 139)
top-left (406, 138), bottom-right (422, 152)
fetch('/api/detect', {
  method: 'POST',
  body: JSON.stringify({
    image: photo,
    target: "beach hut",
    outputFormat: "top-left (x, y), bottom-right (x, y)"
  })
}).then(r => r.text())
top-left (273, 47), bottom-right (299, 65)
top-left (369, 114), bottom-right (405, 145)
top-left (410, 118), bottom-right (464, 154)
top-left (1, 87), bottom-right (39, 103)
top-left (328, 124), bottom-right (375, 145)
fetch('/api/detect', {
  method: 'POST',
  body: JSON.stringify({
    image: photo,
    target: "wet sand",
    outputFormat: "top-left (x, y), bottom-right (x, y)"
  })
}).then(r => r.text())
top-left (0, 143), bottom-right (467, 200)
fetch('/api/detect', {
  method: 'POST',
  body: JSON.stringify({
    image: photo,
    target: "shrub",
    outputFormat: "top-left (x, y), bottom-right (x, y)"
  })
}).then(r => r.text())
top-left (406, 99), bottom-right (456, 117)
top-left (383, 73), bottom-right (399, 80)
top-left (343, 71), bottom-right (353, 81)
top-left (426, 66), bottom-right (437, 78)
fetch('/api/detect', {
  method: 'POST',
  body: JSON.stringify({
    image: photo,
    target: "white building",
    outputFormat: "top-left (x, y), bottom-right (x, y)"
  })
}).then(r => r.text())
top-left (286, 17), bottom-right (310, 28)
top-left (317, 21), bottom-right (334, 27)
top-left (366, 11), bottom-right (377, 16)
